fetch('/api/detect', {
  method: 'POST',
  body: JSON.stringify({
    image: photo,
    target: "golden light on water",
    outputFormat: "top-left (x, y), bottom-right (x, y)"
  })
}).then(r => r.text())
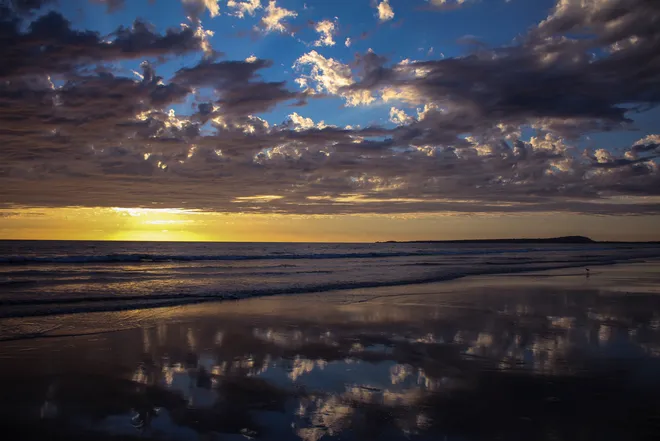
top-left (105, 230), bottom-right (204, 242)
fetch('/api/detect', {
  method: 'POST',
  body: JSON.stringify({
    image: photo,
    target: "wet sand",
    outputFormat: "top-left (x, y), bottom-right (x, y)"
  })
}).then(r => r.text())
top-left (1, 262), bottom-right (660, 440)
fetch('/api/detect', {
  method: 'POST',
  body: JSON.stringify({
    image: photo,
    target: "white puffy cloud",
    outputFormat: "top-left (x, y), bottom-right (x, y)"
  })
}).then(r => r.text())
top-left (260, 0), bottom-right (298, 33)
top-left (288, 112), bottom-right (316, 130)
top-left (389, 107), bottom-right (413, 125)
top-left (529, 133), bottom-right (569, 154)
top-left (313, 19), bottom-right (337, 47)
top-left (345, 37), bottom-right (351, 47)
top-left (377, 0), bottom-right (394, 22)
top-left (594, 148), bottom-right (613, 163)
top-left (227, 0), bottom-right (261, 18)
top-left (286, 112), bottom-right (327, 131)
top-left (293, 50), bottom-right (375, 106)
top-left (294, 51), bottom-right (353, 94)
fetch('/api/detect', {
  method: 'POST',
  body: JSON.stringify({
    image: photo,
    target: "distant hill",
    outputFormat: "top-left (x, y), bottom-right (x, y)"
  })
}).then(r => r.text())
top-left (379, 236), bottom-right (599, 244)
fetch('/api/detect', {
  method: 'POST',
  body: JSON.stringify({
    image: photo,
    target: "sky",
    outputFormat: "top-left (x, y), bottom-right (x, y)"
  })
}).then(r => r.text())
top-left (0, 0), bottom-right (659, 242)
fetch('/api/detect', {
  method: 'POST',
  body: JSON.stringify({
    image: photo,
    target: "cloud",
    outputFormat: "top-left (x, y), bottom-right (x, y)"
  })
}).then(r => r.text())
top-left (313, 19), bottom-right (337, 47)
top-left (173, 59), bottom-right (272, 87)
top-left (284, 112), bottom-right (327, 131)
top-left (177, 2), bottom-right (221, 59)
top-left (1, 67), bottom-right (659, 216)
top-left (3, 126), bottom-right (658, 216)
top-left (181, 0), bottom-right (220, 23)
top-left (345, 37), bottom-right (351, 47)
top-left (345, 1), bottom-right (660, 128)
top-left (389, 107), bottom-right (413, 125)
top-left (227, 0), bottom-right (262, 18)
top-left (293, 50), bottom-right (375, 106)
top-left (0, 0), bottom-right (659, 217)
top-left (293, 51), bottom-right (353, 94)
top-left (425, 0), bottom-right (470, 10)
top-left (377, 1), bottom-right (394, 22)
top-left (636, 134), bottom-right (660, 146)
top-left (182, 19), bottom-right (219, 59)
top-left (0, 12), bottom-right (204, 80)
top-left (259, 0), bottom-right (297, 33)
top-left (633, 135), bottom-right (660, 154)
top-left (173, 59), bottom-right (301, 117)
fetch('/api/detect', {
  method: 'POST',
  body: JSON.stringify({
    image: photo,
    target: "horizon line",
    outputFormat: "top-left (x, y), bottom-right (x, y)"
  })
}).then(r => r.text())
top-left (1, 236), bottom-right (659, 244)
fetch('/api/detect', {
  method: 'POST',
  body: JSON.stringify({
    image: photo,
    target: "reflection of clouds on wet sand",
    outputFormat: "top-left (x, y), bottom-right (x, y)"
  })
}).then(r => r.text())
top-left (3, 285), bottom-right (660, 440)
top-left (289, 356), bottom-right (327, 381)
top-left (296, 395), bottom-right (353, 441)
top-left (390, 363), bottom-right (413, 384)
top-left (254, 327), bottom-right (304, 348)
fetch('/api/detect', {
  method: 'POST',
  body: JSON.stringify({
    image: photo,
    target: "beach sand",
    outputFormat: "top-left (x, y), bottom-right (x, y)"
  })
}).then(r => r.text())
top-left (1, 261), bottom-right (660, 440)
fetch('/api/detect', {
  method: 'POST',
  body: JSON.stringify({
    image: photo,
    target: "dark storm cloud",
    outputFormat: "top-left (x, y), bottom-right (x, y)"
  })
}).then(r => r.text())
top-left (173, 60), bottom-right (273, 87)
top-left (592, 157), bottom-right (658, 169)
top-left (0, 11), bottom-right (202, 79)
top-left (346, 43), bottom-right (651, 130)
top-left (0, 69), bottom-right (194, 161)
top-left (632, 142), bottom-right (660, 154)
top-left (346, 0), bottom-right (660, 132)
top-left (0, 0), bottom-right (659, 216)
top-left (173, 60), bottom-right (303, 116)
top-left (533, 0), bottom-right (660, 45)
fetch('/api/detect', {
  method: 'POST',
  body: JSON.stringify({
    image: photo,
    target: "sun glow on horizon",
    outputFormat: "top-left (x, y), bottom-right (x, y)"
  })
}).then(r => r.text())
top-left (110, 207), bottom-right (201, 216)
top-left (1, 206), bottom-right (660, 242)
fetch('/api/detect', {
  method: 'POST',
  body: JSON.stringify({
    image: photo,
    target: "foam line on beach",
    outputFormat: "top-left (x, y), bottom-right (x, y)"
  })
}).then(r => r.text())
top-left (0, 258), bottom-right (641, 319)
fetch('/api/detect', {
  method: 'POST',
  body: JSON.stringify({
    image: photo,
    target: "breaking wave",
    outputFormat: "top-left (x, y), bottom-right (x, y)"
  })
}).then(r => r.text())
top-left (0, 258), bottom-right (642, 319)
top-left (0, 246), bottom-right (622, 265)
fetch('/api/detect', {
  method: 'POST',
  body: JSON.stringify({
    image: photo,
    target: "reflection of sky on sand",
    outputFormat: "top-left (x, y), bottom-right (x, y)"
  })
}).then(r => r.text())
top-left (3, 285), bottom-right (660, 440)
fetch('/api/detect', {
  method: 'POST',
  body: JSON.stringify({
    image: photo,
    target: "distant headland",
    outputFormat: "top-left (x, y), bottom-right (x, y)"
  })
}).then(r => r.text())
top-left (377, 236), bottom-right (659, 244)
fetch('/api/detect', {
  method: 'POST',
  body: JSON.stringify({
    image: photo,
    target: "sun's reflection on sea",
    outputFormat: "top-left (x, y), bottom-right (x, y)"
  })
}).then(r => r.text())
top-left (3, 286), bottom-right (660, 440)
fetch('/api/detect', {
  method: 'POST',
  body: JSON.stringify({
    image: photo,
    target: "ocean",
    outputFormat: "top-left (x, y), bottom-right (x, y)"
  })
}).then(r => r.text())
top-left (2, 240), bottom-right (660, 318)
top-left (2, 242), bottom-right (660, 440)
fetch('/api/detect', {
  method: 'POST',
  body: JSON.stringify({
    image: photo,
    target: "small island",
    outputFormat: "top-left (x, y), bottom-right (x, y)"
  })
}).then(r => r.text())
top-left (377, 236), bottom-right (657, 244)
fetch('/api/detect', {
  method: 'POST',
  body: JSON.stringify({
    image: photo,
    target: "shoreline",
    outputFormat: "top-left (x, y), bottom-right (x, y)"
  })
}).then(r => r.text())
top-left (2, 256), bottom-right (659, 322)
top-left (1, 260), bottom-right (659, 343)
